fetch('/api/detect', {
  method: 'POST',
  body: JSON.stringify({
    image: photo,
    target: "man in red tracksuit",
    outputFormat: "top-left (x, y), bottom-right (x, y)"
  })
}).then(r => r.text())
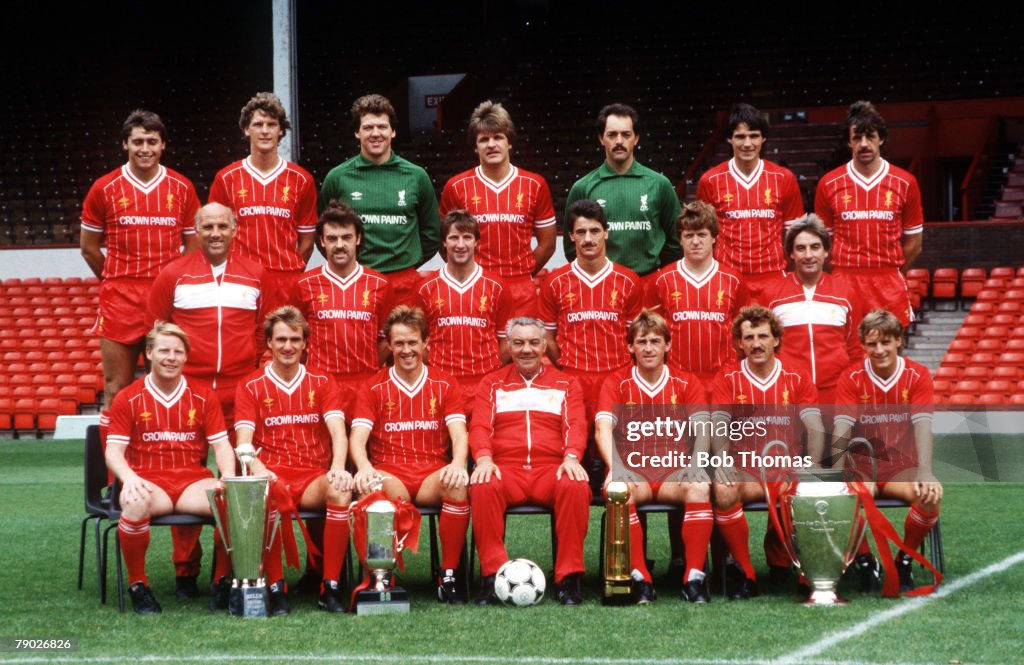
top-left (469, 317), bottom-right (591, 605)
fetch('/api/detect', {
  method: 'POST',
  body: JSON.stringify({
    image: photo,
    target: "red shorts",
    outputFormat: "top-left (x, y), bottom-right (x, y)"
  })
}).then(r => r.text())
top-left (832, 267), bottom-right (914, 326)
top-left (136, 466), bottom-right (214, 506)
top-left (186, 373), bottom-right (243, 428)
top-left (267, 464), bottom-right (327, 505)
top-left (383, 267), bottom-right (423, 309)
top-left (374, 460), bottom-right (447, 502)
top-left (739, 270), bottom-right (787, 305)
top-left (94, 278), bottom-right (152, 344)
top-left (563, 367), bottom-right (613, 425)
top-left (263, 269), bottom-right (303, 313)
top-left (506, 275), bottom-right (539, 318)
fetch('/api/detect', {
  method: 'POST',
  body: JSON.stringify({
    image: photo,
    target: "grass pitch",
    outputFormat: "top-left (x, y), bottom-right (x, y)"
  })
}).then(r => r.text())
top-left (0, 438), bottom-right (1021, 665)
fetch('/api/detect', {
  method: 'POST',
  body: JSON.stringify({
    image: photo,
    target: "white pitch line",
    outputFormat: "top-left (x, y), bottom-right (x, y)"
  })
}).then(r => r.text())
top-left (777, 549), bottom-right (1024, 665)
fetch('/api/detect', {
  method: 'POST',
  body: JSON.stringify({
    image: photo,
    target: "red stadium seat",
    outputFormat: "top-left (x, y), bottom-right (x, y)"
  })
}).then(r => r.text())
top-left (969, 301), bottom-right (994, 315)
top-left (63, 277), bottom-right (83, 286)
top-left (1006, 339), bottom-right (1024, 352)
top-left (932, 379), bottom-right (951, 395)
top-left (1012, 278), bottom-right (1024, 289)
top-left (990, 267), bottom-right (1015, 279)
top-left (993, 365), bottom-right (1021, 381)
top-left (947, 339), bottom-right (974, 354)
top-left (981, 278), bottom-right (1006, 291)
top-left (57, 386), bottom-right (79, 414)
top-left (962, 366), bottom-right (991, 380)
top-left (66, 350), bottom-right (90, 363)
top-left (947, 393), bottom-right (977, 406)
top-left (963, 314), bottom-right (989, 327)
top-left (1010, 394), bottom-right (1024, 406)
top-left (969, 352), bottom-right (995, 366)
top-left (1, 278), bottom-right (22, 287)
top-left (984, 380), bottom-right (1013, 395)
top-left (0, 398), bottom-right (12, 431)
top-left (977, 394), bottom-right (1007, 406)
top-left (941, 353), bottom-right (966, 368)
top-left (990, 314), bottom-right (1018, 327)
top-left (13, 398), bottom-right (37, 432)
top-left (9, 373), bottom-right (31, 387)
top-left (975, 339), bottom-right (1004, 353)
top-left (981, 325), bottom-right (1009, 339)
top-left (997, 301), bottom-right (1022, 314)
top-left (34, 385), bottom-right (57, 399)
top-left (975, 289), bottom-right (1000, 303)
top-left (956, 326), bottom-right (980, 340)
top-left (37, 399), bottom-right (61, 431)
top-left (2, 351), bottom-right (24, 362)
top-left (998, 352), bottom-right (1024, 366)
top-left (935, 366), bottom-right (960, 381)
top-left (931, 268), bottom-right (958, 299)
top-left (1005, 289), bottom-right (1024, 302)
top-left (952, 380), bottom-right (982, 394)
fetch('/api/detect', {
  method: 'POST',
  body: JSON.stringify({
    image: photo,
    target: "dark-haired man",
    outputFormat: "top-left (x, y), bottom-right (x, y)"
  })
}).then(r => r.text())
top-left (697, 103), bottom-right (804, 302)
top-left (319, 94), bottom-right (440, 306)
top-left (209, 92), bottom-right (318, 311)
top-left (565, 103), bottom-right (681, 277)
top-left (814, 101), bottom-right (923, 326)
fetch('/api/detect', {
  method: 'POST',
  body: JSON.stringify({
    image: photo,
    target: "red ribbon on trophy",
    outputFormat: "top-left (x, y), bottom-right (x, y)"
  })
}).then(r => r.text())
top-left (268, 480), bottom-right (320, 570)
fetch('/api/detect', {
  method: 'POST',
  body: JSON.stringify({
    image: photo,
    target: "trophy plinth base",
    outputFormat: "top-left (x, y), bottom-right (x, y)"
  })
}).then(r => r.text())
top-left (229, 584), bottom-right (268, 617)
top-left (801, 588), bottom-right (849, 606)
top-left (601, 580), bottom-right (633, 606)
top-left (355, 588), bottom-right (410, 615)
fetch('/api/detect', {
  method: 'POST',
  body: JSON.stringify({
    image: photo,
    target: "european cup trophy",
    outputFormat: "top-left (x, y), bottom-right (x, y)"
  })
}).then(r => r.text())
top-left (602, 481), bottom-right (633, 604)
top-left (767, 464), bottom-right (866, 605)
top-left (207, 443), bottom-right (279, 617)
top-left (353, 479), bottom-right (411, 615)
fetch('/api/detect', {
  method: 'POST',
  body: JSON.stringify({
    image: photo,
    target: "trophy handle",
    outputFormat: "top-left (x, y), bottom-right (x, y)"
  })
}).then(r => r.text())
top-left (206, 487), bottom-right (232, 556)
top-left (845, 437), bottom-right (877, 484)
top-left (760, 440), bottom-right (799, 566)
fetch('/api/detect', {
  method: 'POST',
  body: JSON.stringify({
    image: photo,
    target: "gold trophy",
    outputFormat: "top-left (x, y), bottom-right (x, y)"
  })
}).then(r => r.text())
top-left (602, 481), bottom-right (633, 604)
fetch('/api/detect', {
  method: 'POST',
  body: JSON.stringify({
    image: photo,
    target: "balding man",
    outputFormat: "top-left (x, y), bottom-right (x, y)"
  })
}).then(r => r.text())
top-left (148, 202), bottom-right (267, 601)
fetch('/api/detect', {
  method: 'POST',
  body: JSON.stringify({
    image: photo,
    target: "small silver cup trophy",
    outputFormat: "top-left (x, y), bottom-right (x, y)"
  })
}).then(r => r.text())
top-left (207, 443), bottom-right (279, 617)
top-left (354, 478), bottom-right (410, 615)
top-left (762, 442), bottom-right (866, 606)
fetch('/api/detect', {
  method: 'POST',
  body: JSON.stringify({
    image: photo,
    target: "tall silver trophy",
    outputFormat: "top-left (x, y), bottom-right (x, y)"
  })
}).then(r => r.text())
top-left (761, 442), bottom-right (866, 606)
top-left (354, 493), bottom-right (411, 615)
top-left (207, 443), bottom-right (279, 617)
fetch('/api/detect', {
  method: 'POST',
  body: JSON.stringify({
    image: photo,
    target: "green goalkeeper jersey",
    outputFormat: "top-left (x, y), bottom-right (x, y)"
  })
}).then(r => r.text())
top-left (320, 152), bottom-right (440, 272)
top-left (564, 160), bottom-right (682, 276)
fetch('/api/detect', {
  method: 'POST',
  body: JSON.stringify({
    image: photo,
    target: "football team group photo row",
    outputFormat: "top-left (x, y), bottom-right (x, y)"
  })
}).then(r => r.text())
top-left (86, 90), bottom-right (939, 614)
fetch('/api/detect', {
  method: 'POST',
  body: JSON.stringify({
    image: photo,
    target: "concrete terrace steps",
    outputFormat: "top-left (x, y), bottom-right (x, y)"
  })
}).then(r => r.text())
top-left (904, 308), bottom-right (969, 372)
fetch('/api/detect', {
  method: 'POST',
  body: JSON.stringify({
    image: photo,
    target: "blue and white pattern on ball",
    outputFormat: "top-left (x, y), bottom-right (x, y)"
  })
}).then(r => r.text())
top-left (494, 558), bottom-right (546, 606)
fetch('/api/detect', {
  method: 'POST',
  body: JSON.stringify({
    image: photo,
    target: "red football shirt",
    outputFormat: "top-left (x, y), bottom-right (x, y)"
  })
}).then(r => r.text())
top-left (539, 260), bottom-right (642, 373)
top-left (81, 164), bottom-right (199, 280)
top-left (108, 374), bottom-right (228, 472)
top-left (209, 157), bottom-right (317, 272)
top-left (710, 359), bottom-right (820, 455)
top-left (697, 158), bottom-right (804, 274)
top-left (814, 160), bottom-right (924, 268)
top-left (646, 260), bottom-right (748, 377)
top-left (234, 364), bottom-right (345, 470)
top-left (351, 366), bottom-right (466, 466)
top-left (415, 265), bottom-right (511, 378)
top-left (834, 356), bottom-right (933, 469)
top-left (294, 264), bottom-right (393, 376)
top-left (439, 165), bottom-right (556, 278)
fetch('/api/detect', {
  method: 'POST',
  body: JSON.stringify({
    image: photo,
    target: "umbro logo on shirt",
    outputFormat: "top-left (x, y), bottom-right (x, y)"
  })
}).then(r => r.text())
top-left (351, 192), bottom-right (363, 201)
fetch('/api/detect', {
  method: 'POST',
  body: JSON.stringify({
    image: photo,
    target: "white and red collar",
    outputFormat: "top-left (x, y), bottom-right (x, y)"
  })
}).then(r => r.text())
top-left (864, 356), bottom-right (905, 393)
top-left (121, 164), bottom-right (167, 194)
top-left (475, 165), bottom-right (518, 193)
top-left (741, 358), bottom-right (782, 392)
top-left (144, 374), bottom-right (186, 408)
top-left (571, 259), bottom-right (613, 287)
top-left (243, 156), bottom-right (286, 186)
top-left (322, 263), bottom-right (364, 291)
top-left (440, 264), bottom-right (483, 294)
top-left (728, 158), bottom-right (764, 190)
top-left (845, 159), bottom-right (889, 192)
top-left (675, 259), bottom-right (719, 289)
top-left (632, 366), bottom-right (669, 398)
top-left (390, 366), bottom-right (427, 398)
top-left (266, 364), bottom-right (306, 396)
